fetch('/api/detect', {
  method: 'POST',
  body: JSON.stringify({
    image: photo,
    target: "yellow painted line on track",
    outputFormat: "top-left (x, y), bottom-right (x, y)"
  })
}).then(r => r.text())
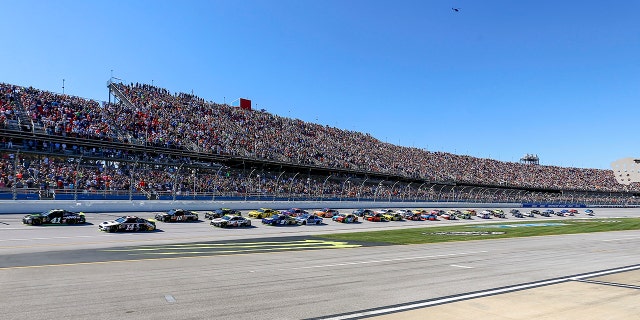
top-left (120, 244), bottom-right (361, 256)
top-left (102, 240), bottom-right (356, 251)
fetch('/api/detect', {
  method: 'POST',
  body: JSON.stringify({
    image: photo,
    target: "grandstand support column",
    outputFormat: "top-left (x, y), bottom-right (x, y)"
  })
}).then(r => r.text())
top-left (274, 170), bottom-right (285, 201)
top-left (358, 178), bottom-right (369, 202)
top-left (73, 155), bottom-right (83, 202)
top-left (306, 178), bottom-right (311, 201)
top-left (321, 175), bottom-right (332, 201)
top-left (389, 181), bottom-right (399, 202)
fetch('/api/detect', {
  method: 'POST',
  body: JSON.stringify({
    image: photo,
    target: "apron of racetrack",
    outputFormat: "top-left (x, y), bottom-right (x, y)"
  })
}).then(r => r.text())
top-left (369, 270), bottom-right (640, 319)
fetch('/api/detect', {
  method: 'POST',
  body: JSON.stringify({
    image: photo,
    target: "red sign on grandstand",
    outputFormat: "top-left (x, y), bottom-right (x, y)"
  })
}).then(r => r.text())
top-left (231, 98), bottom-right (252, 110)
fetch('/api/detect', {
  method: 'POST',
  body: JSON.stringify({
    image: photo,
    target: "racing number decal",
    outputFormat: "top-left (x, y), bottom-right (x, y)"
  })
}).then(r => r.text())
top-left (176, 216), bottom-right (184, 221)
top-left (51, 217), bottom-right (61, 224)
top-left (125, 224), bottom-right (136, 231)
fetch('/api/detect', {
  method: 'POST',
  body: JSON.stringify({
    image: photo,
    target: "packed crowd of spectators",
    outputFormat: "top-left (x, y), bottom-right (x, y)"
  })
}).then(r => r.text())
top-left (0, 83), bottom-right (20, 129)
top-left (1, 81), bottom-right (635, 195)
top-left (2, 153), bottom-right (638, 205)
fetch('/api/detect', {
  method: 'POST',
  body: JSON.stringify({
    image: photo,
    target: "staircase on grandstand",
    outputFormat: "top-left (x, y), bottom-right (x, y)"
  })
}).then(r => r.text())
top-left (107, 80), bottom-right (201, 153)
top-left (9, 94), bottom-right (44, 134)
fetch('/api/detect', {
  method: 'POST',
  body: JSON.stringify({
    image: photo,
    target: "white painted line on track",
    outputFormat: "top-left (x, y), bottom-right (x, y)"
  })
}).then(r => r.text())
top-left (602, 236), bottom-right (640, 242)
top-left (321, 264), bottom-right (640, 320)
top-left (164, 295), bottom-right (176, 303)
top-left (270, 251), bottom-right (488, 272)
top-left (0, 235), bottom-right (95, 242)
top-left (450, 264), bottom-right (474, 269)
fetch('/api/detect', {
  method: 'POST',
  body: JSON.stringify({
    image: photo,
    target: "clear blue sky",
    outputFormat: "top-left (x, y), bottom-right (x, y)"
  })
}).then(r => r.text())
top-left (2, 0), bottom-right (638, 169)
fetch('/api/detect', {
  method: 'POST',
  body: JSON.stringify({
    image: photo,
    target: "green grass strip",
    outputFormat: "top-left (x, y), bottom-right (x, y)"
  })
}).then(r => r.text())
top-left (318, 218), bottom-right (640, 245)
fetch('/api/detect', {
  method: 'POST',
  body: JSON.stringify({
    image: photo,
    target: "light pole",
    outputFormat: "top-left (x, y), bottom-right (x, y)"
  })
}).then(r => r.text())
top-left (192, 169), bottom-right (197, 199)
top-left (358, 178), bottom-right (368, 202)
top-left (275, 171), bottom-right (285, 200)
top-left (62, 79), bottom-right (65, 94)
top-left (321, 175), bottom-right (332, 200)
top-left (288, 172), bottom-right (299, 201)
top-left (257, 174), bottom-right (261, 199)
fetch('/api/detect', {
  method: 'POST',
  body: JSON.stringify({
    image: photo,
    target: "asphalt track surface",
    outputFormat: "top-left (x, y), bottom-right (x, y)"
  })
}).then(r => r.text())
top-left (1, 207), bottom-right (639, 319)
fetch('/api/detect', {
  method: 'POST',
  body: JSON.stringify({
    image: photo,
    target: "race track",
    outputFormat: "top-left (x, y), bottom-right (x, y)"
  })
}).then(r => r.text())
top-left (1, 207), bottom-right (639, 319)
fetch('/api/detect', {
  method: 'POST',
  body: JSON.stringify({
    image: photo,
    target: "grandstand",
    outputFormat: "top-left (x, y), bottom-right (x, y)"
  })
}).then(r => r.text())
top-left (1, 81), bottom-right (638, 206)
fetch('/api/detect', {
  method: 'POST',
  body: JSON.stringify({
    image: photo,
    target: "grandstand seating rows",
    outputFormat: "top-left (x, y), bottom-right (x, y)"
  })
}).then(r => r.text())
top-left (1, 82), bottom-right (637, 203)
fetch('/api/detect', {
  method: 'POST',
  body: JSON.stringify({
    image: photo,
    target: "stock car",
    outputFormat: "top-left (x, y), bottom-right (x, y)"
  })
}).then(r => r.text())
top-left (463, 209), bottom-right (477, 216)
top-left (530, 209), bottom-right (540, 216)
top-left (510, 209), bottom-right (524, 218)
top-left (395, 209), bottom-right (413, 217)
top-left (479, 210), bottom-right (492, 219)
top-left (99, 216), bottom-right (156, 232)
top-left (314, 208), bottom-right (340, 218)
top-left (405, 212), bottom-right (426, 221)
top-left (558, 209), bottom-right (574, 217)
top-left (365, 212), bottom-right (388, 222)
top-left (204, 208), bottom-right (242, 219)
top-left (381, 211), bottom-right (404, 221)
top-left (247, 208), bottom-right (279, 219)
top-left (210, 215), bottom-right (252, 228)
top-left (262, 214), bottom-right (297, 226)
top-left (585, 209), bottom-right (595, 216)
top-left (569, 209), bottom-right (579, 214)
top-left (22, 209), bottom-right (86, 225)
top-left (431, 209), bottom-right (446, 216)
top-left (282, 208), bottom-right (309, 217)
top-left (456, 211), bottom-right (472, 219)
top-left (440, 211), bottom-right (458, 220)
top-left (491, 209), bottom-right (506, 218)
top-left (332, 213), bottom-right (359, 223)
top-left (541, 209), bottom-right (554, 217)
top-left (296, 214), bottom-right (323, 225)
top-left (155, 209), bottom-right (199, 222)
top-left (421, 211), bottom-right (438, 221)
top-left (353, 209), bottom-right (374, 217)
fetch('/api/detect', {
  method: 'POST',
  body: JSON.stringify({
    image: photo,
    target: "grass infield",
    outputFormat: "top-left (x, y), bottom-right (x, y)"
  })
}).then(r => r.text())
top-left (318, 218), bottom-right (640, 245)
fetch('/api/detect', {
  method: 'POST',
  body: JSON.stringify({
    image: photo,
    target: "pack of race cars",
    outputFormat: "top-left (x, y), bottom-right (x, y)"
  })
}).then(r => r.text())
top-left (21, 207), bottom-right (596, 232)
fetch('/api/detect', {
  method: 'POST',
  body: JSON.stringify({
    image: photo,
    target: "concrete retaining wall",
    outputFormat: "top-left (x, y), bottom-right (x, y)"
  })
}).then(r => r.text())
top-left (0, 200), bottom-right (517, 214)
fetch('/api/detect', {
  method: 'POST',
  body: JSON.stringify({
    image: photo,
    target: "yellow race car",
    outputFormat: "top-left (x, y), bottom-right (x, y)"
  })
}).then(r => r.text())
top-left (247, 208), bottom-right (279, 219)
top-left (381, 212), bottom-right (404, 221)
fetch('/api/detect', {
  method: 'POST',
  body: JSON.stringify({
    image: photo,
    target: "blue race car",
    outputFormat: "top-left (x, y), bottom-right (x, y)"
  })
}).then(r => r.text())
top-left (262, 214), bottom-right (297, 226)
top-left (295, 214), bottom-right (323, 225)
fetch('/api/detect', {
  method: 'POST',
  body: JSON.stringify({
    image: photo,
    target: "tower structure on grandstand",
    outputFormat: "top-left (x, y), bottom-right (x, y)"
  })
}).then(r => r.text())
top-left (520, 154), bottom-right (539, 165)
